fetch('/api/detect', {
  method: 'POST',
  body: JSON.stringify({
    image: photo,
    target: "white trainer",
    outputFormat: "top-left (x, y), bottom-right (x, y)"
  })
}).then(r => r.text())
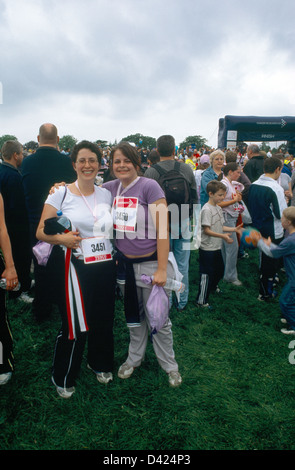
top-left (51, 377), bottom-right (75, 398)
top-left (0, 372), bottom-right (12, 385)
top-left (168, 371), bottom-right (182, 387)
top-left (118, 362), bottom-right (135, 379)
top-left (281, 328), bottom-right (295, 335)
top-left (87, 365), bottom-right (113, 383)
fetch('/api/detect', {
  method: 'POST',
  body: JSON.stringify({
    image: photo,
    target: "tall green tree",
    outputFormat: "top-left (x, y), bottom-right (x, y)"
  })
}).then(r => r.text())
top-left (0, 134), bottom-right (17, 151)
top-left (24, 140), bottom-right (38, 151)
top-left (179, 135), bottom-right (207, 150)
top-left (59, 135), bottom-right (77, 151)
top-left (94, 139), bottom-right (109, 148)
top-left (121, 133), bottom-right (156, 149)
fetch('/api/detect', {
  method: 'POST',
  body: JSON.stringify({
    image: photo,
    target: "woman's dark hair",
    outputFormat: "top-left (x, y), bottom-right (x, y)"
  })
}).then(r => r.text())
top-left (223, 162), bottom-right (239, 176)
top-left (110, 142), bottom-right (141, 170)
top-left (70, 140), bottom-right (102, 164)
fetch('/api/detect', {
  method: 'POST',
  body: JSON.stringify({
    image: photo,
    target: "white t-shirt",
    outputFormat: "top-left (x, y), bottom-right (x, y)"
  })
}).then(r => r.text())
top-left (45, 185), bottom-right (113, 259)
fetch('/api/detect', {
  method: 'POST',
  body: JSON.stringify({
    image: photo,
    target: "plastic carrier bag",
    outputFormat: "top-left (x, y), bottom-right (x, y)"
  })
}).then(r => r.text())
top-left (32, 241), bottom-right (53, 266)
top-left (141, 274), bottom-right (169, 337)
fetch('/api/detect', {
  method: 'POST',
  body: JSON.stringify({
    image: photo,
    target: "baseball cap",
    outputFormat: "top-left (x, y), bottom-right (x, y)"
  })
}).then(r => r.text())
top-left (200, 155), bottom-right (210, 164)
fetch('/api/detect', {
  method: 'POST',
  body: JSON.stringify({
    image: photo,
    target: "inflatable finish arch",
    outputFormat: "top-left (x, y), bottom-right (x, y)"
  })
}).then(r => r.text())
top-left (218, 115), bottom-right (295, 152)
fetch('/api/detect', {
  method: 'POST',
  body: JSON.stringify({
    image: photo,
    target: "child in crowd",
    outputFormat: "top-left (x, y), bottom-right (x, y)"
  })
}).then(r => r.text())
top-left (257, 207), bottom-right (295, 335)
top-left (196, 180), bottom-right (243, 308)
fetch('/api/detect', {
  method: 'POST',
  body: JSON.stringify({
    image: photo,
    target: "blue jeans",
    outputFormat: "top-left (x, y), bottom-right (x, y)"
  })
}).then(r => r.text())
top-left (170, 236), bottom-right (191, 309)
top-left (280, 281), bottom-right (295, 330)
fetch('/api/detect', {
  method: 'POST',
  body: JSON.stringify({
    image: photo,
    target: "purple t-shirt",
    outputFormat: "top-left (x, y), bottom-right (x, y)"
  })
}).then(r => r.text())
top-left (103, 177), bottom-right (165, 256)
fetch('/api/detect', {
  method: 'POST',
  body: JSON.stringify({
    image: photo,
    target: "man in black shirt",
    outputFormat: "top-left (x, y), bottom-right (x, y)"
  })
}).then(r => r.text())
top-left (22, 123), bottom-right (76, 321)
top-left (243, 144), bottom-right (265, 183)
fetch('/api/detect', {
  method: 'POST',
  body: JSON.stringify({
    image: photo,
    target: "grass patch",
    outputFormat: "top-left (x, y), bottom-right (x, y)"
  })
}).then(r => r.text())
top-left (1, 249), bottom-right (295, 450)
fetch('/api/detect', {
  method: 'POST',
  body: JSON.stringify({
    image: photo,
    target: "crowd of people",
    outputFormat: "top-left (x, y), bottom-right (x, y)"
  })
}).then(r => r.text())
top-left (0, 124), bottom-right (295, 398)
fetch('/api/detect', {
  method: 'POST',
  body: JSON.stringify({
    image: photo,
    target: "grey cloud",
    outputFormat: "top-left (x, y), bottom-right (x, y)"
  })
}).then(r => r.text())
top-left (1, 0), bottom-right (295, 144)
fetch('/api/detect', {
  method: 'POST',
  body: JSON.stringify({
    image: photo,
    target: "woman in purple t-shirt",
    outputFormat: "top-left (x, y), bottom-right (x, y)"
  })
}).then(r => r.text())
top-left (103, 142), bottom-right (182, 387)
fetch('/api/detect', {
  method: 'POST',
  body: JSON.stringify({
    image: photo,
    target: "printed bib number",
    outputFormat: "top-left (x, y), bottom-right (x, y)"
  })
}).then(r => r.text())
top-left (112, 196), bottom-right (138, 232)
top-left (81, 237), bottom-right (113, 264)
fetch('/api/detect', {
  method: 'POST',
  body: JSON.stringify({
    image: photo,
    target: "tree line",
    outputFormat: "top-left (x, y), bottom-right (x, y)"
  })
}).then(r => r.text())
top-left (0, 132), bottom-right (287, 155)
top-left (0, 133), bottom-right (208, 154)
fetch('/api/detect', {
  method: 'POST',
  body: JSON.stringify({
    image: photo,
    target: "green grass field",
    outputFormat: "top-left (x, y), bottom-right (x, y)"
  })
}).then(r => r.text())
top-left (1, 248), bottom-right (295, 451)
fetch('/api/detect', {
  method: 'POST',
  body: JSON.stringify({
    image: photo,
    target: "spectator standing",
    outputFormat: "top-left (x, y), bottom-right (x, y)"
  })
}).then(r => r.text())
top-left (257, 207), bottom-right (295, 335)
top-left (21, 123), bottom-right (76, 322)
top-left (275, 153), bottom-right (293, 205)
top-left (243, 144), bottom-right (264, 182)
top-left (200, 149), bottom-right (225, 206)
top-left (225, 150), bottom-right (251, 207)
top-left (193, 155), bottom-right (210, 238)
top-left (291, 171), bottom-right (295, 207)
top-left (219, 163), bottom-right (244, 286)
top-left (144, 135), bottom-right (197, 311)
top-left (147, 149), bottom-right (160, 167)
top-left (195, 180), bottom-right (242, 308)
top-left (0, 140), bottom-right (33, 303)
top-left (185, 151), bottom-right (196, 170)
top-left (248, 157), bottom-right (287, 301)
top-left (281, 153), bottom-right (292, 177)
top-left (194, 155), bottom-right (210, 201)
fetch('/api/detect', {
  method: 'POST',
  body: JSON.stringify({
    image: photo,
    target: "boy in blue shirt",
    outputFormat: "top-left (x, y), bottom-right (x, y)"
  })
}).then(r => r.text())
top-left (257, 207), bottom-right (295, 335)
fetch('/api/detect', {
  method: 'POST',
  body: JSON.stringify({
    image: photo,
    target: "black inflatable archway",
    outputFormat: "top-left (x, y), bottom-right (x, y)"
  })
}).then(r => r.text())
top-left (218, 115), bottom-right (295, 152)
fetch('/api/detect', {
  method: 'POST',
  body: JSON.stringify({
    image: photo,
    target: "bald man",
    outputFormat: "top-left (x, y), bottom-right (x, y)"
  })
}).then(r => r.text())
top-left (21, 123), bottom-right (76, 322)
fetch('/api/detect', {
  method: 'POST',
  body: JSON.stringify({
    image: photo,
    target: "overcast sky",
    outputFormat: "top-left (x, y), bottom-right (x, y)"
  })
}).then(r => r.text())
top-left (1, 0), bottom-right (295, 148)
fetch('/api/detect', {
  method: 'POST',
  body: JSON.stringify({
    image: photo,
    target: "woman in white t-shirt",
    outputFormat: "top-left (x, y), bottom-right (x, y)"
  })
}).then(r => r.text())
top-left (36, 141), bottom-right (116, 398)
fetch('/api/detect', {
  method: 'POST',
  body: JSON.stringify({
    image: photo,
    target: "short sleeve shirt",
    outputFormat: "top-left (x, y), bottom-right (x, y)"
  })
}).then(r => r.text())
top-left (200, 202), bottom-right (225, 251)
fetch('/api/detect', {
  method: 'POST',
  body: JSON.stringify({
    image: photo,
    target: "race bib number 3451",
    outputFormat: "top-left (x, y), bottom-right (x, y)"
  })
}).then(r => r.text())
top-left (81, 237), bottom-right (113, 264)
top-left (112, 196), bottom-right (138, 232)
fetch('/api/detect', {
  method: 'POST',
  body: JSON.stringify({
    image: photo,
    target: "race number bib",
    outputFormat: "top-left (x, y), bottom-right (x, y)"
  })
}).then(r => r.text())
top-left (81, 237), bottom-right (113, 264)
top-left (112, 196), bottom-right (138, 232)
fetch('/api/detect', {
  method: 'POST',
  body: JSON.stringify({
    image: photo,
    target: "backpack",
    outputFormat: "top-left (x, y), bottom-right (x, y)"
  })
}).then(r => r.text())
top-left (153, 161), bottom-right (192, 221)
